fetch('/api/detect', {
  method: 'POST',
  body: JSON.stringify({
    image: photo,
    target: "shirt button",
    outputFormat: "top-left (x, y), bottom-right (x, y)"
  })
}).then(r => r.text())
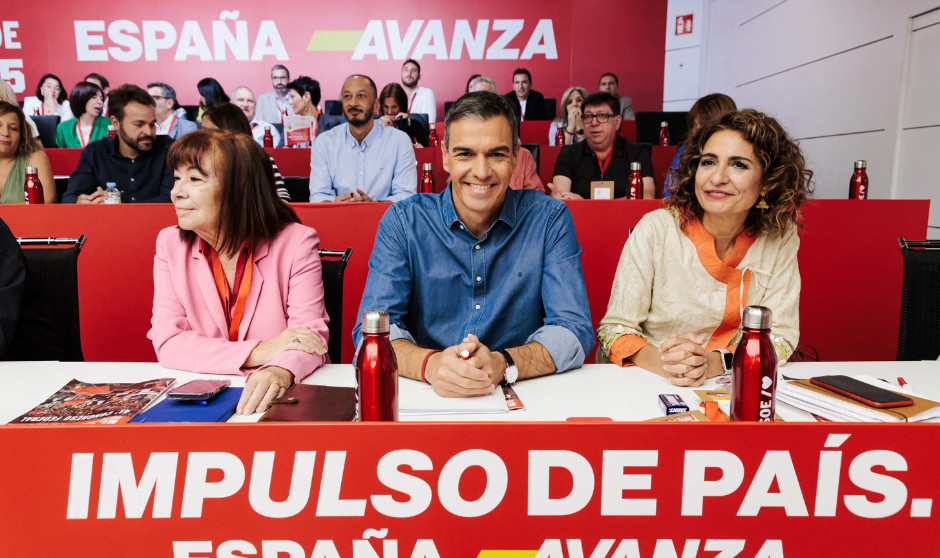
top-left (474, 245), bottom-right (480, 250)
top-left (459, 225), bottom-right (465, 230)
top-left (475, 304), bottom-right (480, 310)
top-left (130, 178), bottom-right (135, 182)
top-left (476, 276), bottom-right (481, 282)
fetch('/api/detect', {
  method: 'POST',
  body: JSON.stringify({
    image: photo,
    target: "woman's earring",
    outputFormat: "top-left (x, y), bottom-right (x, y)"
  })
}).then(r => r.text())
top-left (756, 196), bottom-right (770, 210)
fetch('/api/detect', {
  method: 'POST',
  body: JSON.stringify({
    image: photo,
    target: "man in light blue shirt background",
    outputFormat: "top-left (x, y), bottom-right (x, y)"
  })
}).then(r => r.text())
top-left (308, 74), bottom-right (416, 203)
top-left (353, 92), bottom-right (593, 397)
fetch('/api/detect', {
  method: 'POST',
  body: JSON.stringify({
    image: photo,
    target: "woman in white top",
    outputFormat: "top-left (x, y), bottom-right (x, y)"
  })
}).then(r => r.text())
top-left (597, 109), bottom-right (813, 386)
top-left (21, 74), bottom-right (73, 120)
top-left (548, 86), bottom-right (587, 146)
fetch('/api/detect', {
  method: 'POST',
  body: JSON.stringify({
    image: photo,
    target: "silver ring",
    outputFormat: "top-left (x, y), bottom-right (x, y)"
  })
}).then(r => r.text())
top-left (677, 373), bottom-right (685, 378)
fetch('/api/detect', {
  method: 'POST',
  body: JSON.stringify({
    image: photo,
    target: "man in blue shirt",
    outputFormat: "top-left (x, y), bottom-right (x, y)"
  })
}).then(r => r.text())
top-left (308, 74), bottom-right (416, 202)
top-left (354, 92), bottom-right (593, 397)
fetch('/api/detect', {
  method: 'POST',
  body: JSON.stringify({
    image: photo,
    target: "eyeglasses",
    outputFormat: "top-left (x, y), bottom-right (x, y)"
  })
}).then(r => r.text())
top-left (582, 113), bottom-right (615, 123)
top-left (151, 95), bottom-right (166, 100)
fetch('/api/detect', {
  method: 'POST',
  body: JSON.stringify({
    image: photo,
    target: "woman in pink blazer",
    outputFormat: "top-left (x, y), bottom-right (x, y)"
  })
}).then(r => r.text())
top-left (149, 130), bottom-right (329, 415)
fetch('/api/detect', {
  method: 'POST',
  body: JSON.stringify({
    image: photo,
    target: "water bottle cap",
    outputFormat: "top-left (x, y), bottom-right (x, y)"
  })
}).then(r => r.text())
top-left (25, 166), bottom-right (38, 174)
top-left (854, 160), bottom-right (866, 169)
top-left (630, 162), bottom-right (641, 171)
top-left (106, 182), bottom-right (116, 188)
top-left (108, 125), bottom-right (114, 130)
top-left (660, 121), bottom-right (668, 127)
top-left (361, 310), bottom-right (390, 334)
top-left (742, 306), bottom-right (772, 329)
top-left (430, 122), bottom-right (436, 129)
top-left (265, 124), bottom-right (271, 130)
top-left (423, 163), bottom-right (432, 171)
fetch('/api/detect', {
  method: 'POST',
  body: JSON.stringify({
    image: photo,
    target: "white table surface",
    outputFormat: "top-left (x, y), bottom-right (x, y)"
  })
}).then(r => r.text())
top-left (2, 360), bottom-right (939, 425)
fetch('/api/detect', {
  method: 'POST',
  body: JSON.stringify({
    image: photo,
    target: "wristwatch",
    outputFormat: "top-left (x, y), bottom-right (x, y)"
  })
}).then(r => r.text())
top-left (496, 349), bottom-right (519, 385)
top-left (712, 349), bottom-right (733, 376)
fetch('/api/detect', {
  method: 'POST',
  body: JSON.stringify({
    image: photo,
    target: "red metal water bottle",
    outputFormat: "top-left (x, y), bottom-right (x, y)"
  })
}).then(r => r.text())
top-left (33, 107), bottom-right (39, 116)
top-left (849, 160), bottom-right (868, 199)
top-left (730, 306), bottom-right (777, 422)
top-left (555, 124), bottom-right (565, 146)
top-left (627, 162), bottom-right (642, 199)
top-left (659, 121), bottom-right (670, 147)
top-left (356, 310), bottom-right (399, 421)
top-left (263, 125), bottom-right (274, 148)
top-left (24, 166), bottom-right (44, 205)
top-left (421, 163), bottom-right (434, 194)
top-left (107, 125), bottom-right (115, 139)
top-left (428, 123), bottom-right (439, 147)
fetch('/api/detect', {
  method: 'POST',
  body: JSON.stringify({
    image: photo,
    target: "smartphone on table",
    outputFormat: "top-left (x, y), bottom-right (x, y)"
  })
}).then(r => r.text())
top-left (166, 379), bottom-right (231, 402)
top-left (809, 375), bottom-right (913, 408)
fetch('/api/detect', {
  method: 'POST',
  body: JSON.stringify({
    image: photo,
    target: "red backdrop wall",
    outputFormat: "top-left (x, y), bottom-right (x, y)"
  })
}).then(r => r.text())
top-left (1, 2), bottom-right (666, 115)
top-left (0, 200), bottom-right (928, 365)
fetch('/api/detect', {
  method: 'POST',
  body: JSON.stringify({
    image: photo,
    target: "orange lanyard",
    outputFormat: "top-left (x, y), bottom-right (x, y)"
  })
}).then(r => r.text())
top-left (76, 120), bottom-right (88, 148)
top-left (165, 115), bottom-right (177, 135)
top-left (597, 149), bottom-right (613, 177)
top-left (210, 248), bottom-right (253, 341)
top-left (407, 91), bottom-right (417, 113)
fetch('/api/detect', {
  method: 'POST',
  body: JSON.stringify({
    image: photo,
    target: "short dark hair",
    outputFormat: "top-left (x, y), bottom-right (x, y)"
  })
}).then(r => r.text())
top-left (581, 91), bottom-right (620, 117)
top-left (197, 77), bottom-right (229, 107)
top-left (665, 109), bottom-right (814, 236)
top-left (287, 76), bottom-right (321, 106)
top-left (68, 81), bottom-right (104, 118)
top-left (147, 82), bottom-right (177, 101)
top-left (444, 91), bottom-right (519, 150)
top-left (109, 84), bottom-right (156, 122)
top-left (687, 93), bottom-right (737, 129)
top-left (402, 59), bottom-right (421, 72)
top-left (271, 64), bottom-right (289, 77)
top-left (465, 74), bottom-right (481, 94)
top-left (599, 72), bottom-right (619, 85)
top-left (167, 130), bottom-right (299, 257)
top-left (203, 103), bottom-right (252, 135)
top-left (34, 74), bottom-right (67, 104)
top-left (343, 74), bottom-right (377, 97)
top-left (0, 101), bottom-right (40, 158)
top-left (379, 83), bottom-right (408, 114)
top-left (512, 68), bottom-right (532, 82)
top-left (84, 72), bottom-right (110, 90)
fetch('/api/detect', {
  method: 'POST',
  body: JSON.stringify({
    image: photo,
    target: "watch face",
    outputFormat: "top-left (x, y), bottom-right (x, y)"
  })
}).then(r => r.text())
top-left (505, 365), bottom-right (519, 384)
top-left (722, 352), bottom-right (734, 371)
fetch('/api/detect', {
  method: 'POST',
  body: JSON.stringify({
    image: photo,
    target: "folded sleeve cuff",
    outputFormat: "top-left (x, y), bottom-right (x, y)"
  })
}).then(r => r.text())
top-left (527, 324), bottom-right (585, 373)
top-left (608, 334), bottom-right (651, 367)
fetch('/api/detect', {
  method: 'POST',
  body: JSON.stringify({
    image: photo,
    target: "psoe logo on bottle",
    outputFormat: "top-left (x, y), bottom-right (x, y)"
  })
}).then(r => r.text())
top-left (306, 19), bottom-right (558, 61)
top-left (73, 12), bottom-right (289, 63)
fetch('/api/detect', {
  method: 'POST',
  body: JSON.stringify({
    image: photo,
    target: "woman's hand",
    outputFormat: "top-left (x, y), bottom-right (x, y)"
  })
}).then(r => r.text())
top-left (659, 333), bottom-right (708, 386)
top-left (567, 106), bottom-right (582, 131)
top-left (237, 366), bottom-right (293, 415)
top-left (243, 327), bottom-right (326, 368)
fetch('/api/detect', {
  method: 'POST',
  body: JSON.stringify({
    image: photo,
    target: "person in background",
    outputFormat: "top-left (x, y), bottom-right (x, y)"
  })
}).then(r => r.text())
top-left (231, 86), bottom-right (282, 148)
top-left (83, 73), bottom-right (110, 116)
top-left (55, 82), bottom-right (109, 148)
top-left (400, 59), bottom-right (437, 123)
top-left (149, 130), bottom-right (329, 415)
top-left (503, 68), bottom-right (550, 121)
top-left (468, 76), bottom-right (543, 192)
top-left (664, 93), bottom-right (737, 197)
top-left (256, 64), bottom-right (294, 123)
top-left (378, 82), bottom-right (426, 147)
top-left (0, 217), bottom-right (63, 361)
top-left (597, 109), bottom-right (813, 386)
top-left (0, 102), bottom-right (56, 203)
top-left (147, 82), bottom-right (198, 140)
top-left (549, 86), bottom-right (587, 146)
top-left (354, 92), bottom-right (592, 397)
top-left (0, 80), bottom-right (38, 140)
top-left (598, 72), bottom-right (634, 120)
top-left (202, 103), bottom-right (290, 202)
top-left (62, 85), bottom-right (172, 204)
top-left (550, 91), bottom-right (654, 199)
top-left (309, 74), bottom-right (416, 203)
top-left (285, 76), bottom-right (323, 147)
top-left (196, 78), bottom-right (229, 122)
top-left (22, 74), bottom-right (73, 120)
top-left (465, 74), bottom-right (482, 95)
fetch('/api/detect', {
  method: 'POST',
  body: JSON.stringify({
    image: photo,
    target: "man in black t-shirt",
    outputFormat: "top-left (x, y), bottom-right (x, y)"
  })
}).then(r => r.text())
top-left (550, 91), bottom-right (654, 199)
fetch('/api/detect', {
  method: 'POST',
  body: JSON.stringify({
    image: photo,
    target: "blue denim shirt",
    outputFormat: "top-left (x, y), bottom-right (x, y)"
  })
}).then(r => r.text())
top-left (353, 186), bottom-right (594, 372)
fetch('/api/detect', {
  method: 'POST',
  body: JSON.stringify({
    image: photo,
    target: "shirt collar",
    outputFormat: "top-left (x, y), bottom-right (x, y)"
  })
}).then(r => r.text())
top-left (343, 119), bottom-right (380, 148)
top-left (440, 183), bottom-right (519, 232)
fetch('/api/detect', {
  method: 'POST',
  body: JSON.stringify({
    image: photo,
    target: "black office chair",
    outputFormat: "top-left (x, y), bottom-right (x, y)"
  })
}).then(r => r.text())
top-left (282, 177), bottom-right (310, 202)
top-left (522, 144), bottom-right (540, 175)
top-left (319, 248), bottom-right (352, 364)
top-left (15, 235), bottom-right (87, 361)
top-left (896, 238), bottom-right (940, 361)
top-left (325, 100), bottom-right (343, 116)
top-left (180, 105), bottom-right (199, 122)
top-left (444, 101), bottom-right (455, 115)
top-left (31, 115), bottom-right (60, 148)
top-left (405, 113), bottom-right (430, 146)
top-left (635, 111), bottom-right (689, 145)
top-left (271, 122), bottom-right (285, 145)
top-left (542, 98), bottom-right (557, 121)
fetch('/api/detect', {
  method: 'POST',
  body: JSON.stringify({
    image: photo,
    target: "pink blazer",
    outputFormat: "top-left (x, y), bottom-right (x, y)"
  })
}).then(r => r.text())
top-left (148, 222), bottom-right (329, 382)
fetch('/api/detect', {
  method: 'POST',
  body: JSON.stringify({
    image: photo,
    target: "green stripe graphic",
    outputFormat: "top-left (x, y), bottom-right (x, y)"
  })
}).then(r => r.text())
top-left (306, 30), bottom-right (364, 51)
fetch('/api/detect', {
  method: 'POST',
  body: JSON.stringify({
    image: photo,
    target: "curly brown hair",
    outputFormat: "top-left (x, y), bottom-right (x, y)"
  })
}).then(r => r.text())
top-left (664, 109), bottom-right (813, 235)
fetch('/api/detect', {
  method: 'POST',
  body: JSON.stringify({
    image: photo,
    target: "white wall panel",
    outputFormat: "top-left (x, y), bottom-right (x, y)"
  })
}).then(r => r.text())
top-left (896, 128), bottom-right (940, 226)
top-left (663, 48), bottom-right (702, 104)
top-left (798, 131), bottom-right (894, 200)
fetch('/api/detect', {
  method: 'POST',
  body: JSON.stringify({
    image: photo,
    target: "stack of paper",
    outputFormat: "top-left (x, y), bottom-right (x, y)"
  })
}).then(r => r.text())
top-left (777, 375), bottom-right (940, 422)
top-left (399, 383), bottom-right (508, 415)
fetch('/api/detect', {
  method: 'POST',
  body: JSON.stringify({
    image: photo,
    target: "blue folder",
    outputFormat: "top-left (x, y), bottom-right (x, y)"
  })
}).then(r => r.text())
top-left (130, 387), bottom-right (243, 423)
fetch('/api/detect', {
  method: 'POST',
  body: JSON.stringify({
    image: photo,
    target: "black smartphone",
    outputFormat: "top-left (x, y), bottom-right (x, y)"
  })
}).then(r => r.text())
top-left (166, 379), bottom-right (231, 401)
top-left (810, 375), bottom-right (913, 408)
